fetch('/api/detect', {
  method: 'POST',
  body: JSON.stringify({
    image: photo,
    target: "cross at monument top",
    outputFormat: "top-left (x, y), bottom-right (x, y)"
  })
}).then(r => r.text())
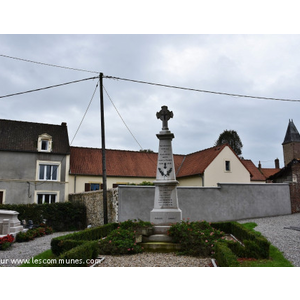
top-left (156, 106), bottom-right (173, 130)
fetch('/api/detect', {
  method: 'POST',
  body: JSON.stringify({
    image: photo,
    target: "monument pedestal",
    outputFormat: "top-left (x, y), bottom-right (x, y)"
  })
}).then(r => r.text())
top-left (150, 106), bottom-right (182, 225)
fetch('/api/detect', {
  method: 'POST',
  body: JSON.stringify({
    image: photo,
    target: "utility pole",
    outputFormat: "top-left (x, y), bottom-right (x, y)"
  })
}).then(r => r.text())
top-left (99, 73), bottom-right (108, 224)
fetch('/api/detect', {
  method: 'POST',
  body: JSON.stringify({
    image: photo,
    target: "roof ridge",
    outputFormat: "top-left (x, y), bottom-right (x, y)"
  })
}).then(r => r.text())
top-left (0, 118), bottom-right (66, 127)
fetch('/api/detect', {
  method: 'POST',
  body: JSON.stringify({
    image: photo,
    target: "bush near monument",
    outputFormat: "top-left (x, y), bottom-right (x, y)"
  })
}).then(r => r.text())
top-left (167, 220), bottom-right (226, 257)
top-left (0, 202), bottom-right (87, 231)
top-left (0, 234), bottom-right (14, 251)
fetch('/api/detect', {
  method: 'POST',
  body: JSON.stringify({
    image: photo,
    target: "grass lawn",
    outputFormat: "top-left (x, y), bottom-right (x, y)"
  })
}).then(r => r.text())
top-left (239, 222), bottom-right (293, 267)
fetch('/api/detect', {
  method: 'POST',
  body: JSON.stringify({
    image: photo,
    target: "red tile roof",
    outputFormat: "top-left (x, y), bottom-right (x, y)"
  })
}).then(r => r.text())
top-left (241, 160), bottom-right (266, 181)
top-left (175, 144), bottom-right (228, 177)
top-left (70, 147), bottom-right (160, 177)
top-left (260, 168), bottom-right (281, 179)
top-left (70, 145), bottom-right (232, 178)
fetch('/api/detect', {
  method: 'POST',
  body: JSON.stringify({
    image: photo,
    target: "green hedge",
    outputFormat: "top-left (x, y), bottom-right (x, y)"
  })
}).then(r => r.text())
top-left (0, 202), bottom-right (87, 231)
top-left (51, 223), bottom-right (118, 256)
top-left (56, 241), bottom-right (99, 267)
top-left (214, 242), bottom-right (240, 267)
top-left (211, 221), bottom-right (271, 266)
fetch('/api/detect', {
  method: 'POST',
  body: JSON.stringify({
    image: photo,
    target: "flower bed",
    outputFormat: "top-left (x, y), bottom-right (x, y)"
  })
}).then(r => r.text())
top-left (0, 234), bottom-right (14, 250)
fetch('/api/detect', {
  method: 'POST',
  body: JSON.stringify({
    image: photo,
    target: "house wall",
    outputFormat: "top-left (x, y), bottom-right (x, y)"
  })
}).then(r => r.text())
top-left (118, 183), bottom-right (291, 223)
top-left (177, 175), bottom-right (203, 186)
top-left (204, 146), bottom-right (251, 186)
top-left (69, 174), bottom-right (156, 193)
top-left (0, 151), bottom-right (69, 204)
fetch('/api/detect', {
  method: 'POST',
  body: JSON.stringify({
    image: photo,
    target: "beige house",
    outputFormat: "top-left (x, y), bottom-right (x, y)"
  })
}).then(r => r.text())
top-left (69, 144), bottom-right (267, 193)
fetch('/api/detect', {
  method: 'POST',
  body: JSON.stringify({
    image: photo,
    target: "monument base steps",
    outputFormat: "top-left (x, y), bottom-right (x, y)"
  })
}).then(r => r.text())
top-left (140, 242), bottom-right (181, 253)
top-left (141, 225), bottom-right (180, 252)
top-left (142, 234), bottom-right (173, 243)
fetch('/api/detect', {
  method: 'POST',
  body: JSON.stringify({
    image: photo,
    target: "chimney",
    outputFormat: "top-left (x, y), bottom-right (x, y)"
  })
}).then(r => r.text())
top-left (275, 158), bottom-right (280, 169)
top-left (61, 122), bottom-right (67, 127)
top-left (258, 161), bottom-right (262, 169)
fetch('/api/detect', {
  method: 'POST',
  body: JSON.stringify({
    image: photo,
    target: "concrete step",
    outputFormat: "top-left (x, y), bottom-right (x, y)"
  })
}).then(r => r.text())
top-left (153, 225), bottom-right (171, 234)
top-left (140, 242), bottom-right (181, 253)
top-left (142, 234), bottom-right (173, 243)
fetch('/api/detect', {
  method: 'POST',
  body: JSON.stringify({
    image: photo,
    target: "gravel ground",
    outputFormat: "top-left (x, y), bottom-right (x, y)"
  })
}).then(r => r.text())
top-left (96, 252), bottom-right (212, 267)
top-left (238, 213), bottom-right (300, 267)
top-left (0, 231), bottom-right (73, 267)
top-left (2, 213), bottom-right (300, 267)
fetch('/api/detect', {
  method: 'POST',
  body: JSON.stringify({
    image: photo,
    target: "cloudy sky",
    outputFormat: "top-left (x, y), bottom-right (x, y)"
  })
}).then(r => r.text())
top-left (1, 3), bottom-right (300, 169)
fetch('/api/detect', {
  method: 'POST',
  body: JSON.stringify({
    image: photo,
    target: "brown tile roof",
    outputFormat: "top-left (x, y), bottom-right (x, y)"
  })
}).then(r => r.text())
top-left (175, 144), bottom-right (228, 177)
top-left (260, 168), bottom-right (281, 179)
top-left (70, 147), bottom-right (160, 177)
top-left (0, 119), bottom-right (70, 154)
top-left (70, 145), bottom-right (230, 178)
top-left (241, 160), bottom-right (266, 181)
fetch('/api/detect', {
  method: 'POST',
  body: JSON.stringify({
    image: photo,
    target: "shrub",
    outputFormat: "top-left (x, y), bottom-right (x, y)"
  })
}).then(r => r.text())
top-left (0, 202), bottom-right (87, 231)
top-left (119, 219), bottom-right (152, 230)
top-left (0, 234), bottom-right (14, 251)
top-left (215, 242), bottom-right (240, 267)
top-left (168, 220), bottom-right (225, 257)
top-left (51, 223), bottom-right (119, 256)
top-left (53, 241), bottom-right (99, 267)
top-left (16, 226), bottom-right (53, 243)
top-left (98, 228), bottom-right (143, 255)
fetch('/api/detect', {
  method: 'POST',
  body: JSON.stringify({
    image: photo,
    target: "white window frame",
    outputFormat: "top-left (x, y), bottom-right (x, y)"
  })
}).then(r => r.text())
top-left (35, 191), bottom-right (59, 204)
top-left (0, 189), bottom-right (6, 204)
top-left (37, 133), bottom-right (52, 152)
top-left (36, 160), bottom-right (61, 181)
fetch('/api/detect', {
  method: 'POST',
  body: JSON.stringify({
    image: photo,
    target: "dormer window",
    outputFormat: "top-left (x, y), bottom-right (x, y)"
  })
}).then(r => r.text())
top-left (38, 134), bottom-right (52, 152)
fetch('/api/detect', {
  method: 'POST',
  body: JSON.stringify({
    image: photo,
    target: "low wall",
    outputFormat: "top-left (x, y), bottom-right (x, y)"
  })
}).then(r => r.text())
top-left (69, 189), bottom-right (118, 227)
top-left (118, 183), bottom-right (291, 222)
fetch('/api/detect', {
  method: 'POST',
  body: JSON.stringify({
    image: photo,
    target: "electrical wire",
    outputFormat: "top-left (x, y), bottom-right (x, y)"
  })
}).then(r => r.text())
top-left (2, 52), bottom-right (300, 103)
top-left (0, 54), bottom-right (99, 74)
top-left (105, 75), bottom-right (300, 103)
top-left (70, 80), bottom-right (100, 145)
top-left (103, 85), bottom-right (144, 150)
top-left (0, 76), bottom-right (98, 99)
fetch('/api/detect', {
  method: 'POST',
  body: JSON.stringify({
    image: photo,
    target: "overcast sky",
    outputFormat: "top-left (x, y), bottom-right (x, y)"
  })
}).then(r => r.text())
top-left (1, 34), bottom-right (300, 168)
top-left (1, 1), bottom-right (300, 169)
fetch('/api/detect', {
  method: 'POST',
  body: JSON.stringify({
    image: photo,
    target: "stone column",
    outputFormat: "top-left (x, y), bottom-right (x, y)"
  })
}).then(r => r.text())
top-left (150, 106), bottom-right (182, 225)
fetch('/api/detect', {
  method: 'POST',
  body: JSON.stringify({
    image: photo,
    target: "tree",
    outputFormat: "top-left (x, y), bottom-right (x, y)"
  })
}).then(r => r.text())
top-left (214, 130), bottom-right (243, 157)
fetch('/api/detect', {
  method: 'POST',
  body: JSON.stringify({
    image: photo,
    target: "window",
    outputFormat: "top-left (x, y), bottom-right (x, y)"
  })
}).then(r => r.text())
top-left (225, 160), bottom-right (231, 172)
top-left (39, 164), bottom-right (58, 180)
top-left (37, 193), bottom-right (57, 204)
top-left (37, 161), bottom-right (60, 181)
top-left (91, 183), bottom-right (100, 191)
top-left (38, 133), bottom-right (52, 152)
top-left (0, 191), bottom-right (4, 204)
top-left (85, 183), bottom-right (101, 191)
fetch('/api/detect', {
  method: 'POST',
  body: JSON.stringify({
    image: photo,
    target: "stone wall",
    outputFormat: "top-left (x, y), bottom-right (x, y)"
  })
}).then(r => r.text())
top-left (68, 188), bottom-right (118, 227)
top-left (289, 163), bottom-right (300, 213)
top-left (118, 183), bottom-right (292, 223)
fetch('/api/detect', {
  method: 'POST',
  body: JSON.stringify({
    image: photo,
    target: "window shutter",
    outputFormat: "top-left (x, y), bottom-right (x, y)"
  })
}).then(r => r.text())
top-left (85, 183), bottom-right (91, 192)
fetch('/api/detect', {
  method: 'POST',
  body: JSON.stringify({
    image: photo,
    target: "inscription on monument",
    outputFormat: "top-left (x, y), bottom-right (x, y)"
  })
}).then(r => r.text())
top-left (158, 186), bottom-right (175, 207)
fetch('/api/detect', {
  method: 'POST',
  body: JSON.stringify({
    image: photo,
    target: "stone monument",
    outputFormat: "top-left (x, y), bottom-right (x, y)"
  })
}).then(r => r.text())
top-left (0, 210), bottom-right (24, 239)
top-left (150, 105), bottom-right (182, 225)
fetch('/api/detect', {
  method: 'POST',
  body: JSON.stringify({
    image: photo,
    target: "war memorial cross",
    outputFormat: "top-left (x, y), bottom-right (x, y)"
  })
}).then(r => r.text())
top-left (156, 105), bottom-right (173, 130)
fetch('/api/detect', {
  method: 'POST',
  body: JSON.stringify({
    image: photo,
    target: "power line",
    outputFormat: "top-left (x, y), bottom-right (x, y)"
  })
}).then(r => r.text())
top-left (103, 85), bottom-right (144, 150)
top-left (2, 53), bottom-right (300, 103)
top-left (0, 76), bottom-right (98, 99)
top-left (0, 54), bottom-right (99, 74)
top-left (105, 75), bottom-right (300, 103)
top-left (70, 80), bottom-right (100, 145)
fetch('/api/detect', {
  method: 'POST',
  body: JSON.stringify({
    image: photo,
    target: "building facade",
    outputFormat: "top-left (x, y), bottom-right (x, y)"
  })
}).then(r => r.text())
top-left (0, 119), bottom-right (70, 204)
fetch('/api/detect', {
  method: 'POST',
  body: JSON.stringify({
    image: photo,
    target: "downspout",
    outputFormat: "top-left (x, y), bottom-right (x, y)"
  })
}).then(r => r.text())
top-left (74, 175), bottom-right (77, 193)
